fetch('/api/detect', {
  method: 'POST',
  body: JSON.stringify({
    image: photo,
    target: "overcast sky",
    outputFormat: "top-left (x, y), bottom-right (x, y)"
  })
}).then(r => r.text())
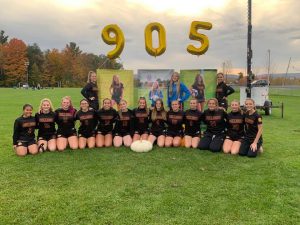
top-left (1, 0), bottom-right (299, 74)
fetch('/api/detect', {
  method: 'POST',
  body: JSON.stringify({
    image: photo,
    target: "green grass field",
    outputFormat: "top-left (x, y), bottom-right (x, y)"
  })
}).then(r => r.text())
top-left (0, 88), bottom-right (299, 225)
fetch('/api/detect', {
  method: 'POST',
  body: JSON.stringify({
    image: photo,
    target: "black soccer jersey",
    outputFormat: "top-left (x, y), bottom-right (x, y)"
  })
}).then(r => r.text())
top-left (202, 108), bottom-right (227, 135)
top-left (216, 81), bottom-right (235, 102)
top-left (35, 111), bottom-right (56, 137)
top-left (166, 110), bottom-right (184, 133)
top-left (76, 109), bottom-right (98, 134)
top-left (81, 82), bottom-right (98, 100)
top-left (244, 111), bottom-right (262, 141)
top-left (97, 108), bottom-right (118, 133)
top-left (55, 108), bottom-right (77, 134)
top-left (226, 111), bottom-right (245, 139)
top-left (114, 110), bottom-right (134, 135)
top-left (184, 109), bottom-right (202, 135)
top-left (13, 116), bottom-right (36, 145)
top-left (149, 110), bottom-right (166, 133)
top-left (133, 108), bottom-right (150, 132)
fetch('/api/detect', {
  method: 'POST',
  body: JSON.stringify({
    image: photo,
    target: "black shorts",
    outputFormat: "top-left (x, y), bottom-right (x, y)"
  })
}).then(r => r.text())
top-left (218, 99), bottom-right (228, 110)
top-left (57, 129), bottom-right (77, 138)
top-left (225, 135), bottom-right (244, 142)
top-left (134, 129), bottom-right (149, 135)
top-left (239, 138), bottom-right (262, 158)
top-left (166, 130), bottom-right (183, 137)
top-left (184, 131), bottom-right (200, 138)
top-left (16, 139), bottom-right (36, 147)
top-left (97, 130), bottom-right (113, 136)
top-left (78, 131), bottom-right (95, 139)
top-left (38, 134), bottom-right (56, 141)
top-left (196, 98), bottom-right (205, 103)
top-left (114, 131), bottom-right (131, 137)
top-left (149, 130), bottom-right (165, 137)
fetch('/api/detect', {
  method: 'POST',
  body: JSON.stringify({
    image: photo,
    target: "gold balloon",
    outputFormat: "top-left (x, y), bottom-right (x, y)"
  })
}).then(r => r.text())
top-left (187, 21), bottom-right (212, 56)
top-left (144, 22), bottom-right (166, 57)
top-left (101, 24), bottom-right (125, 59)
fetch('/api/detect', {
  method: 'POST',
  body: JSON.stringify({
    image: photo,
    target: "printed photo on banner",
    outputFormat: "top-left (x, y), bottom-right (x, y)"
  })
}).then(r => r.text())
top-left (134, 69), bottom-right (174, 107)
top-left (97, 69), bottom-right (134, 108)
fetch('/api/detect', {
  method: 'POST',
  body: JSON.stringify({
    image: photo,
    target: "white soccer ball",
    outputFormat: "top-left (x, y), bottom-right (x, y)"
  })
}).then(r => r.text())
top-left (130, 140), bottom-right (153, 153)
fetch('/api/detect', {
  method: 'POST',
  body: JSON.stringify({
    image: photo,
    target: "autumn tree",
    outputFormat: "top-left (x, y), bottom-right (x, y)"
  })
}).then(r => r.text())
top-left (2, 38), bottom-right (28, 86)
top-left (42, 49), bottom-right (64, 86)
top-left (27, 43), bottom-right (44, 85)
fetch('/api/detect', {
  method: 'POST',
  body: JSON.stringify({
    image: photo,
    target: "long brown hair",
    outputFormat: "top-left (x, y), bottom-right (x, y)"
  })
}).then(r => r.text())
top-left (151, 99), bottom-right (166, 121)
top-left (193, 74), bottom-right (205, 88)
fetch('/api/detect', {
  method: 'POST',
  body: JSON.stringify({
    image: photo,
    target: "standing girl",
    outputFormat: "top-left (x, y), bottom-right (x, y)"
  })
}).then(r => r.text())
top-left (191, 73), bottom-right (206, 112)
top-left (113, 100), bottom-right (133, 147)
top-left (110, 75), bottom-right (124, 108)
top-left (13, 104), bottom-right (38, 156)
top-left (223, 100), bottom-right (245, 155)
top-left (148, 99), bottom-right (167, 147)
top-left (133, 97), bottom-right (150, 142)
top-left (184, 99), bottom-right (202, 148)
top-left (96, 98), bottom-right (118, 147)
top-left (239, 98), bottom-right (263, 158)
top-left (81, 71), bottom-right (99, 110)
top-left (167, 72), bottom-right (190, 109)
top-left (149, 81), bottom-right (163, 108)
top-left (198, 98), bottom-right (227, 152)
top-left (35, 98), bottom-right (56, 152)
top-left (215, 72), bottom-right (235, 110)
top-left (165, 100), bottom-right (184, 147)
top-left (55, 96), bottom-right (78, 151)
top-left (76, 99), bottom-right (98, 149)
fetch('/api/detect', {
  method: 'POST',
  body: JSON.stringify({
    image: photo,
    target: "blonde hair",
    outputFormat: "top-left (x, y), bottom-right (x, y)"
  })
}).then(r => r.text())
top-left (87, 71), bottom-right (96, 83)
top-left (207, 98), bottom-right (219, 107)
top-left (169, 72), bottom-right (180, 97)
top-left (245, 98), bottom-right (256, 110)
top-left (230, 99), bottom-right (242, 112)
top-left (39, 98), bottom-right (54, 112)
top-left (138, 97), bottom-right (149, 115)
top-left (118, 99), bottom-right (127, 118)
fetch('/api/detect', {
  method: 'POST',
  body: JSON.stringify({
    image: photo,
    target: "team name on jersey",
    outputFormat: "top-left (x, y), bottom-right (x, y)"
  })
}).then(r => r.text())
top-left (205, 115), bottom-right (221, 121)
top-left (92, 87), bottom-right (98, 91)
top-left (39, 118), bottom-right (54, 123)
top-left (168, 115), bottom-right (183, 120)
top-left (136, 112), bottom-right (148, 118)
top-left (216, 88), bottom-right (223, 93)
top-left (120, 116), bottom-right (130, 121)
top-left (229, 119), bottom-right (243, 124)
top-left (58, 112), bottom-right (73, 117)
top-left (79, 114), bottom-right (94, 120)
top-left (186, 115), bottom-right (199, 121)
top-left (101, 115), bottom-right (113, 120)
top-left (22, 122), bottom-right (36, 127)
top-left (245, 118), bottom-right (255, 124)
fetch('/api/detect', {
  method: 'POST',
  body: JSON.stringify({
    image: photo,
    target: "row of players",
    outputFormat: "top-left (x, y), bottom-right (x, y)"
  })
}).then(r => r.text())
top-left (13, 97), bottom-right (263, 158)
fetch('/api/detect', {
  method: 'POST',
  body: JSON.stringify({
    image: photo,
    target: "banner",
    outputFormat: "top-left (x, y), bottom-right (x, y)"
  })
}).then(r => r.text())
top-left (135, 69), bottom-right (174, 107)
top-left (180, 69), bottom-right (217, 102)
top-left (97, 69), bottom-right (134, 108)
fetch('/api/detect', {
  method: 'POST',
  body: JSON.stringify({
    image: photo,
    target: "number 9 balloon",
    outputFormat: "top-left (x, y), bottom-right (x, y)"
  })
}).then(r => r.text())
top-left (101, 24), bottom-right (125, 59)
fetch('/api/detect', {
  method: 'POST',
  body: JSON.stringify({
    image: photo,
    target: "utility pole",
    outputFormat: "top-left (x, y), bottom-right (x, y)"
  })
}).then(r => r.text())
top-left (246, 0), bottom-right (253, 98)
top-left (283, 57), bottom-right (291, 86)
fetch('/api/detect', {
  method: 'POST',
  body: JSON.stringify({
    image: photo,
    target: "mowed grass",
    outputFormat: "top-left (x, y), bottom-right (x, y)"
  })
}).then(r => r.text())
top-left (0, 88), bottom-right (299, 225)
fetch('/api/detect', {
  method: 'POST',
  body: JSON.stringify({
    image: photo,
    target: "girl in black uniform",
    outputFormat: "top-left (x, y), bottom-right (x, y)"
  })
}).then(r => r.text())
top-left (81, 71), bottom-right (99, 110)
top-left (191, 73), bottom-right (206, 112)
top-left (148, 99), bottom-right (167, 147)
top-left (216, 72), bottom-right (235, 110)
top-left (223, 100), bottom-right (244, 155)
top-left (35, 98), bottom-right (56, 152)
top-left (110, 75), bottom-right (124, 109)
top-left (133, 97), bottom-right (150, 141)
top-left (55, 96), bottom-right (78, 151)
top-left (76, 99), bottom-right (98, 149)
top-left (13, 104), bottom-right (38, 156)
top-left (239, 98), bottom-right (263, 158)
top-left (165, 100), bottom-right (184, 147)
top-left (113, 100), bottom-right (133, 147)
top-left (198, 98), bottom-right (227, 152)
top-left (96, 98), bottom-right (118, 147)
top-left (184, 99), bottom-right (202, 148)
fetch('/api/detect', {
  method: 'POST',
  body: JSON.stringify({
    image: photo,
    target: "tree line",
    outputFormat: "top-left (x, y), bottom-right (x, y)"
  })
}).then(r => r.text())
top-left (0, 30), bottom-right (123, 87)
